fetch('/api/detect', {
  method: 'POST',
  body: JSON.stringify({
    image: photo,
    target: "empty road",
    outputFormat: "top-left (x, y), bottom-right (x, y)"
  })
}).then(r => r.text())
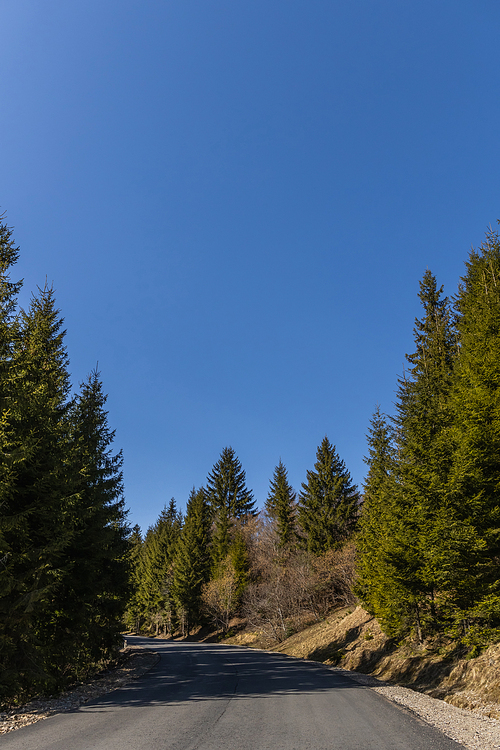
top-left (2, 636), bottom-right (464, 750)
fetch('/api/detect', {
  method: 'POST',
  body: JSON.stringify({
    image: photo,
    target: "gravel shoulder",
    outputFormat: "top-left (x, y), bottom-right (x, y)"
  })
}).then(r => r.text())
top-left (0, 646), bottom-right (159, 735)
top-left (240, 605), bottom-right (500, 750)
top-left (2, 639), bottom-right (499, 750)
top-left (332, 666), bottom-right (500, 750)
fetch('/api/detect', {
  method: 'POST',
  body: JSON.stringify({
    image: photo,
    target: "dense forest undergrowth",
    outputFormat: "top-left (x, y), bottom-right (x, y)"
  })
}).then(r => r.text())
top-left (2, 215), bottom-right (500, 707)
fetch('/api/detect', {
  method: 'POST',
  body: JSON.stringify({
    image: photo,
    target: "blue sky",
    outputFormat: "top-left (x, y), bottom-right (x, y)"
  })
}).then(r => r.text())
top-left (2, 1), bottom-right (500, 532)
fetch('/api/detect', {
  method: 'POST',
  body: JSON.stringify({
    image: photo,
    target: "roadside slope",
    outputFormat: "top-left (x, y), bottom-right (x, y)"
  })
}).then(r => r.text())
top-left (228, 605), bottom-right (500, 718)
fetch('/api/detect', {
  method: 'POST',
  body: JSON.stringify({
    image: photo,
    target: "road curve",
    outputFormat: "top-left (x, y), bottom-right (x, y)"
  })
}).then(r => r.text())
top-left (2, 636), bottom-right (464, 750)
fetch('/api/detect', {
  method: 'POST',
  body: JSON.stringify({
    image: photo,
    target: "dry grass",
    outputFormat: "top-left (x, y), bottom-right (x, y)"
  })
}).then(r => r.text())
top-left (227, 605), bottom-right (500, 718)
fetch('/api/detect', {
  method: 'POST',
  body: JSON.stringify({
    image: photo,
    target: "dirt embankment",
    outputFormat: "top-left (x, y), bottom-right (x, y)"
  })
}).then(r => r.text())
top-left (227, 606), bottom-right (500, 718)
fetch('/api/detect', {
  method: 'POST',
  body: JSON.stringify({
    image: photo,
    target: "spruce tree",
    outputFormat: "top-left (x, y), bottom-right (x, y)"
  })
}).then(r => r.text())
top-left (206, 447), bottom-right (255, 518)
top-left (139, 499), bottom-right (182, 633)
top-left (3, 284), bottom-right (75, 692)
top-left (57, 369), bottom-right (130, 670)
top-left (298, 437), bottom-right (359, 554)
top-left (0, 217), bottom-right (24, 697)
top-left (210, 503), bottom-right (232, 571)
top-left (390, 270), bottom-right (458, 639)
top-left (172, 488), bottom-right (211, 634)
top-left (125, 525), bottom-right (144, 632)
top-left (447, 228), bottom-right (500, 641)
top-left (395, 270), bottom-right (456, 486)
top-left (265, 460), bottom-right (297, 548)
top-left (355, 407), bottom-right (396, 621)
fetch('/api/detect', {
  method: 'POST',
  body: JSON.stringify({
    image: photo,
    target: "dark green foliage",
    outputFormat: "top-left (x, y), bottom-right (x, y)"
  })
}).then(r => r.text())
top-left (229, 527), bottom-right (250, 601)
top-left (447, 229), bottom-right (500, 637)
top-left (172, 488), bottom-right (211, 634)
top-left (206, 446), bottom-right (255, 519)
top-left (0, 219), bottom-right (25, 698)
top-left (135, 499), bottom-right (182, 634)
top-left (394, 271), bottom-right (457, 513)
top-left (265, 460), bottom-right (297, 548)
top-left (54, 369), bottom-right (130, 671)
top-left (355, 407), bottom-right (397, 624)
top-left (206, 447), bottom-right (254, 579)
top-left (2, 285), bottom-right (75, 694)
top-left (358, 247), bottom-right (500, 649)
top-left (298, 437), bottom-right (359, 554)
top-left (0, 217), bottom-right (131, 701)
top-left (356, 273), bottom-right (459, 640)
top-left (124, 525), bottom-right (144, 632)
top-left (389, 271), bottom-right (458, 639)
top-left (210, 504), bottom-right (232, 571)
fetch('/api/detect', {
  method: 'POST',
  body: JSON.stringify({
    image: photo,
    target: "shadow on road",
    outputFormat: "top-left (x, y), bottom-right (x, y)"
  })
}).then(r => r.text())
top-left (80, 638), bottom-right (365, 713)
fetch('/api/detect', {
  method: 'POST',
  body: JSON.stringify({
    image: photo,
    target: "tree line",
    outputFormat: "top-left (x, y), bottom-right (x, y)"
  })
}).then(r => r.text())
top-left (357, 227), bottom-right (500, 652)
top-left (128, 225), bottom-right (500, 655)
top-left (125, 439), bottom-right (359, 640)
top-left (0, 218), bottom-right (130, 702)
top-left (2, 213), bottom-right (499, 703)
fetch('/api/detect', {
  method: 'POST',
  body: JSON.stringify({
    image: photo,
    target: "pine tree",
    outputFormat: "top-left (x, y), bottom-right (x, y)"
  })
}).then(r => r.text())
top-left (55, 369), bottom-right (130, 671)
top-left (355, 407), bottom-right (396, 620)
top-left (389, 270), bottom-right (458, 639)
top-left (0, 217), bottom-right (24, 696)
top-left (447, 228), bottom-right (500, 643)
top-left (139, 499), bottom-right (182, 634)
top-left (172, 488), bottom-right (211, 634)
top-left (206, 447), bottom-right (255, 519)
top-left (298, 437), bottom-right (359, 554)
top-left (125, 524), bottom-right (144, 632)
top-left (2, 284), bottom-right (75, 693)
top-left (395, 270), bottom-right (456, 487)
top-left (265, 460), bottom-right (297, 548)
top-left (210, 504), bottom-right (232, 571)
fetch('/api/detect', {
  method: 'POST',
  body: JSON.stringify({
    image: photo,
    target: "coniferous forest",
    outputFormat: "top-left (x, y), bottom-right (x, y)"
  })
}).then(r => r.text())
top-left (2, 215), bottom-right (500, 704)
top-left (0, 219), bottom-right (130, 702)
top-left (125, 226), bottom-right (500, 654)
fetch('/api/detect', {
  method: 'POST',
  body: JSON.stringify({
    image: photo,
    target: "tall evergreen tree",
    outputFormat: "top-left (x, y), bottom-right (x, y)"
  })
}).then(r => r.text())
top-left (125, 524), bottom-right (144, 632)
top-left (2, 284), bottom-right (75, 693)
top-left (172, 488), bottom-right (211, 634)
top-left (210, 503), bottom-right (232, 571)
top-left (139, 499), bottom-right (182, 633)
top-left (265, 460), bottom-right (297, 548)
top-left (447, 228), bottom-right (500, 641)
top-left (206, 447), bottom-right (255, 519)
top-left (355, 407), bottom-right (397, 623)
top-left (298, 437), bottom-right (359, 554)
top-left (0, 217), bottom-right (24, 697)
top-left (55, 369), bottom-right (130, 670)
top-left (389, 270), bottom-right (458, 639)
top-left (395, 270), bottom-right (456, 482)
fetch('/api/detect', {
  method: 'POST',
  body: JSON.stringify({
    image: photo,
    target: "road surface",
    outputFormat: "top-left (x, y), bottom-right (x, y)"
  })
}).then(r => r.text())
top-left (2, 636), bottom-right (464, 749)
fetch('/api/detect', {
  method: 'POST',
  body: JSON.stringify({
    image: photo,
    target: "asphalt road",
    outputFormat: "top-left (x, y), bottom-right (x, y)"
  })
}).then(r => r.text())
top-left (2, 636), bottom-right (465, 750)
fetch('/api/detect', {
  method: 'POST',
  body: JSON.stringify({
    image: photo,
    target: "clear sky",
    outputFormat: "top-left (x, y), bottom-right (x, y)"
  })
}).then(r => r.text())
top-left (2, 1), bottom-right (500, 532)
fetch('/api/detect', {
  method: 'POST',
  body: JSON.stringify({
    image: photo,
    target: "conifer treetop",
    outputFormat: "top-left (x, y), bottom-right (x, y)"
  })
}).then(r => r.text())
top-left (299, 437), bottom-right (359, 554)
top-left (206, 446), bottom-right (255, 518)
top-left (266, 459), bottom-right (297, 548)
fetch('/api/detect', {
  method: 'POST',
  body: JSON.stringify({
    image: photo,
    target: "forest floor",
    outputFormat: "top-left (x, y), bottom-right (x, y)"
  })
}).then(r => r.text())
top-left (224, 605), bottom-right (500, 719)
